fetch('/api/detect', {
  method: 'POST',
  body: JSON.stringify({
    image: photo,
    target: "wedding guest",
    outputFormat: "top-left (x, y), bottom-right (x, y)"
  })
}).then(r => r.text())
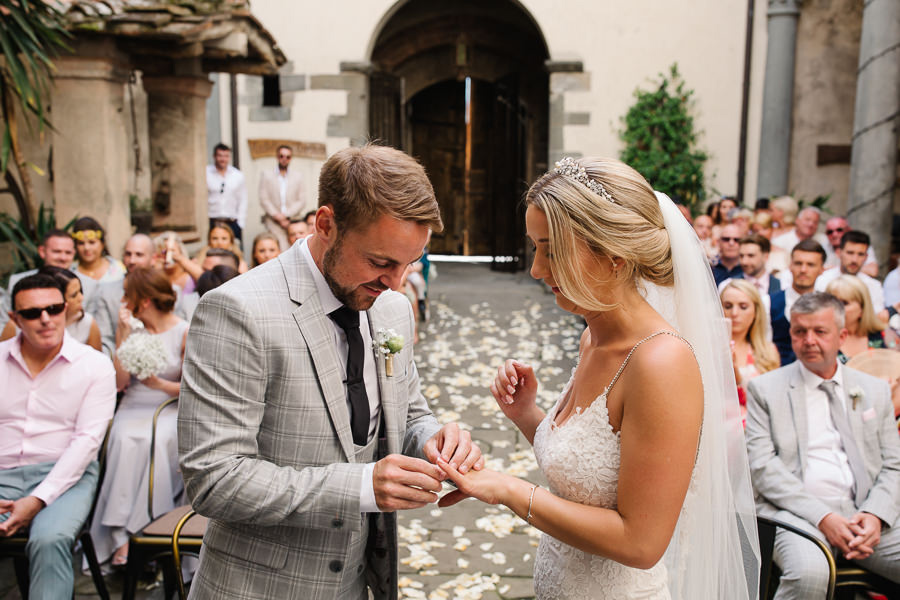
top-left (1, 266), bottom-right (101, 351)
top-left (751, 212), bottom-right (790, 273)
top-left (200, 248), bottom-right (239, 272)
top-left (206, 143), bottom-right (247, 247)
top-left (745, 293), bottom-right (900, 598)
top-left (250, 231), bottom-right (280, 267)
top-left (196, 265), bottom-right (239, 298)
top-left (4, 229), bottom-right (83, 327)
top-left (731, 208), bottom-right (754, 237)
top-left (693, 214), bottom-right (718, 263)
top-left (303, 209), bottom-right (316, 229)
top-left (179, 144), bottom-right (482, 599)
top-left (825, 275), bottom-right (898, 362)
top-left (153, 231), bottom-right (196, 294)
top-left (780, 239), bottom-right (828, 318)
top-left (71, 217), bottom-right (126, 284)
top-left (90, 267), bottom-right (188, 568)
top-left (286, 219), bottom-right (309, 246)
top-left (438, 157), bottom-right (759, 599)
top-left (193, 220), bottom-right (249, 274)
top-left (720, 279), bottom-right (780, 420)
top-left (736, 235), bottom-right (791, 364)
top-left (259, 144), bottom-right (307, 250)
top-left (772, 207), bottom-right (833, 265)
top-left (769, 195), bottom-right (798, 239)
top-left (712, 223), bottom-right (743, 285)
top-left (0, 274), bottom-right (115, 598)
top-left (823, 216), bottom-right (878, 275)
top-left (815, 230), bottom-right (885, 314)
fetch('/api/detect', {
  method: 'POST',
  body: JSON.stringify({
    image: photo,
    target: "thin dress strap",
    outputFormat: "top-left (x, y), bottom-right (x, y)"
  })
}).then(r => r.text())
top-left (604, 330), bottom-right (694, 395)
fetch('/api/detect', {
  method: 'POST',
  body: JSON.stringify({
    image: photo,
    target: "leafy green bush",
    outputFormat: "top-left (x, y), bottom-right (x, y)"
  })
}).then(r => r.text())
top-left (620, 64), bottom-right (708, 214)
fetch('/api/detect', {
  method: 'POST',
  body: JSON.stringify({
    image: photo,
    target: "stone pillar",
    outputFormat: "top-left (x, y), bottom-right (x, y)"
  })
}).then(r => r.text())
top-left (846, 0), bottom-right (900, 272)
top-left (50, 42), bottom-right (131, 255)
top-left (142, 75), bottom-right (213, 240)
top-left (756, 0), bottom-right (801, 198)
top-left (545, 60), bottom-right (589, 166)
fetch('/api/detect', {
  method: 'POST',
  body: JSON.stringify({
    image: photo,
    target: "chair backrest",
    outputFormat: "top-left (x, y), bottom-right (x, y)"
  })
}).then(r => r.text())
top-left (756, 516), bottom-right (836, 600)
top-left (148, 397), bottom-right (178, 521)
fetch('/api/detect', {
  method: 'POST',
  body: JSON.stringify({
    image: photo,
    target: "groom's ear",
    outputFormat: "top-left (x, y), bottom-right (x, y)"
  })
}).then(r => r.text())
top-left (315, 206), bottom-right (338, 242)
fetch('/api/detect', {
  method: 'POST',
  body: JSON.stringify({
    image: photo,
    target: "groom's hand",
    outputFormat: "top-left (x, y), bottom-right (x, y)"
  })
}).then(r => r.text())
top-left (372, 454), bottom-right (445, 512)
top-left (423, 423), bottom-right (485, 476)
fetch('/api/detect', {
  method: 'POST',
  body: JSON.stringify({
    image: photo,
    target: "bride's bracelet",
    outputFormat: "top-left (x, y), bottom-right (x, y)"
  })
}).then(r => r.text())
top-left (526, 484), bottom-right (538, 522)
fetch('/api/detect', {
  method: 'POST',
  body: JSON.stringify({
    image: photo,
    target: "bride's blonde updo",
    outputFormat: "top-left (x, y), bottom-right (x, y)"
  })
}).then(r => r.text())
top-left (526, 157), bottom-right (674, 311)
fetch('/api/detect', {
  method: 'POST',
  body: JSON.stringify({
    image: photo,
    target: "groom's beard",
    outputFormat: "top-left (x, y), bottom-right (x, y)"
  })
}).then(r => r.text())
top-left (322, 237), bottom-right (387, 311)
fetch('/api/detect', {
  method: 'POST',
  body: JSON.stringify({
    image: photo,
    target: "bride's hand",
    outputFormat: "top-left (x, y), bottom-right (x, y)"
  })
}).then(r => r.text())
top-left (491, 359), bottom-right (538, 418)
top-left (436, 457), bottom-right (509, 507)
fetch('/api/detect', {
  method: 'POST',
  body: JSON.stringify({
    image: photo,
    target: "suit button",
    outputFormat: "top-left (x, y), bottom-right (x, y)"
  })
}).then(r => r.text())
top-left (329, 560), bottom-right (342, 573)
top-left (331, 518), bottom-right (343, 528)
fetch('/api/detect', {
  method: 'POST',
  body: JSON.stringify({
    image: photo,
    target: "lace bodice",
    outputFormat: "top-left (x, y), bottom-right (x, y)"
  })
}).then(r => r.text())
top-left (531, 332), bottom-right (680, 600)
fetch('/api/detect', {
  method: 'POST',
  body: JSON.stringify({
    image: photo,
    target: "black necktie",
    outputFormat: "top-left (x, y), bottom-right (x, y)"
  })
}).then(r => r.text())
top-left (329, 306), bottom-right (370, 445)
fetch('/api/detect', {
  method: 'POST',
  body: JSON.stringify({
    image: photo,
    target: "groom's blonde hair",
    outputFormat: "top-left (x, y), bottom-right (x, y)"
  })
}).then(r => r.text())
top-left (318, 143), bottom-right (443, 235)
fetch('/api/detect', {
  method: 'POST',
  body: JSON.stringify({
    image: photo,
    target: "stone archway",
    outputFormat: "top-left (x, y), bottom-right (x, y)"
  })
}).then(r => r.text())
top-left (369, 0), bottom-right (549, 268)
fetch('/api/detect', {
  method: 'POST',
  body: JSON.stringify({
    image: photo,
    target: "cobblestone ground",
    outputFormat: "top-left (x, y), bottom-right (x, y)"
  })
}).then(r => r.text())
top-left (0, 262), bottom-right (580, 600)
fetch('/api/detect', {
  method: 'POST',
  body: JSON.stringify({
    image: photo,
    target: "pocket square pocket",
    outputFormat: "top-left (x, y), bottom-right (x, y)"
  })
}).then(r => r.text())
top-left (862, 407), bottom-right (877, 422)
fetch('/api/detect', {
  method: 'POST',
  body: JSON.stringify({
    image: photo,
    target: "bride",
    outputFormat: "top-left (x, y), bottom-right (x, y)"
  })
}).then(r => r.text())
top-left (437, 157), bottom-right (760, 599)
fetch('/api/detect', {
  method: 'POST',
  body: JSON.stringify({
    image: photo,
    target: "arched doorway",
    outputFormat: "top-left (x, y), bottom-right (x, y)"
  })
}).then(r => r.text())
top-left (369, 0), bottom-right (549, 270)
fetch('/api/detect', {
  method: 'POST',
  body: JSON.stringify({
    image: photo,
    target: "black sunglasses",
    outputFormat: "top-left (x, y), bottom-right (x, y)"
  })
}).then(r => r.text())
top-left (16, 303), bottom-right (66, 320)
top-left (826, 228), bottom-right (846, 235)
top-left (720, 236), bottom-right (740, 243)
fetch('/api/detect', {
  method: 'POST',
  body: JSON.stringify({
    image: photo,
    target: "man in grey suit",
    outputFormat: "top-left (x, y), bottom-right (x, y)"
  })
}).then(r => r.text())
top-left (746, 292), bottom-right (900, 599)
top-left (178, 145), bottom-right (483, 599)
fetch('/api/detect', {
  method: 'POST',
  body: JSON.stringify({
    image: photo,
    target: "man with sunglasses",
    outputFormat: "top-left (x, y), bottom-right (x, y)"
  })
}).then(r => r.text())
top-left (713, 223), bottom-right (744, 285)
top-left (0, 274), bottom-right (115, 598)
top-left (823, 216), bottom-right (878, 276)
top-left (260, 144), bottom-right (308, 251)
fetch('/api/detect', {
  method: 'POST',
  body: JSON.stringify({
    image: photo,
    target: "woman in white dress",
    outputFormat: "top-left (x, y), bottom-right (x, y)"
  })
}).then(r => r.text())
top-left (90, 267), bottom-right (188, 567)
top-left (438, 157), bottom-right (760, 599)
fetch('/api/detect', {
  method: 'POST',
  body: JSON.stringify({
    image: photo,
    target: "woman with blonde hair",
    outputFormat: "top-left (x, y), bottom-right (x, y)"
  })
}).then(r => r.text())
top-left (769, 195), bottom-right (797, 239)
top-left (192, 220), bottom-right (249, 274)
top-left (250, 231), bottom-right (280, 267)
top-left (720, 279), bottom-right (779, 393)
top-left (826, 274), bottom-right (899, 362)
top-left (436, 157), bottom-right (759, 599)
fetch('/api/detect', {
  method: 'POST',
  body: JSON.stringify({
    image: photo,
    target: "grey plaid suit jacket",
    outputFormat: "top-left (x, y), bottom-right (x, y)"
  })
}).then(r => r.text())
top-left (178, 243), bottom-right (441, 599)
top-left (745, 361), bottom-right (900, 528)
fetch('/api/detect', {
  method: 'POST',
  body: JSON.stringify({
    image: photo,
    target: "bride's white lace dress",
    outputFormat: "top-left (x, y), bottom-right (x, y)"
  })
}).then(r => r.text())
top-left (532, 332), bottom-right (675, 600)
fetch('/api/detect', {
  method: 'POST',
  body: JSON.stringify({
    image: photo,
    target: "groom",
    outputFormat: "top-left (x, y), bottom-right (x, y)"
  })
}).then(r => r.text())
top-left (178, 144), bottom-right (483, 599)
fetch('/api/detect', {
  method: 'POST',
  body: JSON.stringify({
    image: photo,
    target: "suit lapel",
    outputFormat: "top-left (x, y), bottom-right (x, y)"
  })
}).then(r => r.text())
top-left (787, 363), bottom-right (810, 474)
top-left (367, 301), bottom-right (399, 455)
top-left (282, 248), bottom-right (357, 462)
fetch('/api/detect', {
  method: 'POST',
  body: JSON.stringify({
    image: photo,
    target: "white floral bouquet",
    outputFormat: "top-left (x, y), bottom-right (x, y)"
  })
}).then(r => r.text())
top-left (117, 331), bottom-right (168, 379)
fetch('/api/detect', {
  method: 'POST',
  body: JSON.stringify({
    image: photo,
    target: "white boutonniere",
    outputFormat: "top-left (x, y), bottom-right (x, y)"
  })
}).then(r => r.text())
top-left (373, 328), bottom-right (404, 377)
top-left (848, 386), bottom-right (864, 411)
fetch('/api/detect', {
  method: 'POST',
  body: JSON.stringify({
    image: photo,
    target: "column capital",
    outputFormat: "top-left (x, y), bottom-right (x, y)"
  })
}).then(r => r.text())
top-left (768, 0), bottom-right (801, 17)
top-left (142, 75), bottom-right (213, 99)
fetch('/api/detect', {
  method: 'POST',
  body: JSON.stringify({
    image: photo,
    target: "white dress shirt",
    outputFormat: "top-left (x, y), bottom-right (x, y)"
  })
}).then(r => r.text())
top-left (277, 169), bottom-right (288, 214)
top-left (798, 362), bottom-right (855, 513)
top-left (299, 238), bottom-right (382, 513)
top-left (206, 165), bottom-right (248, 229)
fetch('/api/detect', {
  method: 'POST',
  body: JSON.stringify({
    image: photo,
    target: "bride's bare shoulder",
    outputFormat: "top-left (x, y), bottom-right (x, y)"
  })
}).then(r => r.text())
top-left (627, 333), bottom-right (702, 403)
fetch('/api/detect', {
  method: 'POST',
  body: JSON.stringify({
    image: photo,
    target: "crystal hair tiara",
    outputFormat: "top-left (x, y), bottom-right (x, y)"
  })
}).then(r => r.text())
top-left (553, 157), bottom-right (616, 204)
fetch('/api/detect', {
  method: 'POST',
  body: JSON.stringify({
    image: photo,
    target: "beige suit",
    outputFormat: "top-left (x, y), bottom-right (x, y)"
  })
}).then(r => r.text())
top-left (259, 168), bottom-right (306, 249)
top-left (178, 244), bottom-right (441, 599)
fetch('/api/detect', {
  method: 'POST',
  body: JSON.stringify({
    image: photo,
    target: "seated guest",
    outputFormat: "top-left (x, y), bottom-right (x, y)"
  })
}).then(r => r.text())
top-left (201, 247), bottom-right (239, 272)
top-left (90, 267), bottom-right (188, 567)
top-left (1, 274), bottom-right (115, 597)
top-left (772, 206), bottom-right (831, 262)
top-left (250, 231), bottom-right (280, 267)
top-left (193, 220), bottom-right (248, 274)
top-left (720, 280), bottom-right (780, 419)
top-left (816, 230), bottom-right (885, 314)
top-left (286, 218), bottom-right (309, 246)
top-left (89, 234), bottom-right (157, 357)
top-left (2, 229), bottom-right (81, 330)
top-left (302, 209), bottom-right (316, 230)
top-left (769, 195), bottom-right (798, 240)
top-left (693, 214), bottom-right (718, 263)
top-left (196, 265), bottom-right (240, 298)
top-left (153, 231), bottom-right (196, 294)
top-left (71, 217), bottom-right (126, 284)
top-left (1, 266), bottom-right (101, 351)
top-left (712, 223), bottom-right (743, 285)
top-left (825, 275), bottom-right (898, 361)
top-left (751, 212), bottom-right (789, 273)
top-left (822, 216), bottom-right (878, 275)
top-left (746, 292), bottom-right (900, 599)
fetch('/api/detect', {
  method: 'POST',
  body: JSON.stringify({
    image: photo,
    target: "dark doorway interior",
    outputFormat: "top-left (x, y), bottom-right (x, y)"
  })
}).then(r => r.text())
top-left (369, 0), bottom-right (548, 269)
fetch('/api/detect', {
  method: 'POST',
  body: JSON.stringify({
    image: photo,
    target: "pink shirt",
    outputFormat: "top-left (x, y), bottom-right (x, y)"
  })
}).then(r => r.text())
top-left (0, 332), bottom-right (116, 505)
